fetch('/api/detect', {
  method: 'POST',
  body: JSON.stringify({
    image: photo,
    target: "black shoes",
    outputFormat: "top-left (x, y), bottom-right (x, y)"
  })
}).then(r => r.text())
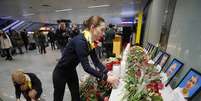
top-left (5, 57), bottom-right (13, 61)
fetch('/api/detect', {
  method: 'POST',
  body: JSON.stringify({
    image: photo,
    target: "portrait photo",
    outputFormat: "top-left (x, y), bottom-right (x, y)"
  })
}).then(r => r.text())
top-left (153, 50), bottom-right (163, 63)
top-left (176, 68), bottom-right (201, 99)
top-left (147, 43), bottom-right (154, 53)
top-left (164, 58), bottom-right (184, 85)
top-left (144, 42), bottom-right (151, 51)
top-left (157, 52), bottom-right (170, 69)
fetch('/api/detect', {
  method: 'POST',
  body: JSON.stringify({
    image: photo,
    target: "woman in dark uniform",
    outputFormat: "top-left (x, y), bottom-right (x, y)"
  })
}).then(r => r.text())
top-left (53, 16), bottom-right (119, 101)
top-left (11, 70), bottom-right (42, 101)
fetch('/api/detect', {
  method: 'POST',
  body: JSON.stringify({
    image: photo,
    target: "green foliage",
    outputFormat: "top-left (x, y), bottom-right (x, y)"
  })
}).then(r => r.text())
top-left (80, 76), bottom-right (112, 101)
top-left (123, 46), bottom-right (163, 101)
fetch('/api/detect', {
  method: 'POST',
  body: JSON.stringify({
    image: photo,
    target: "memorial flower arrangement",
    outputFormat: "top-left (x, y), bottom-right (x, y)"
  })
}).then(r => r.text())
top-left (123, 46), bottom-right (163, 101)
top-left (79, 56), bottom-right (121, 101)
top-left (80, 76), bottom-right (112, 101)
top-left (80, 76), bottom-right (97, 101)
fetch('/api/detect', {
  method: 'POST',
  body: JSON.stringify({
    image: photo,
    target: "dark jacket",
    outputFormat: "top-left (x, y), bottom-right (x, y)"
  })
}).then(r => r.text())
top-left (70, 29), bottom-right (80, 38)
top-left (13, 73), bottom-right (43, 99)
top-left (55, 34), bottom-right (108, 80)
top-left (12, 33), bottom-right (24, 47)
top-left (47, 31), bottom-right (55, 42)
top-left (38, 33), bottom-right (46, 44)
top-left (20, 31), bottom-right (29, 44)
top-left (55, 29), bottom-right (69, 47)
top-left (104, 28), bottom-right (115, 44)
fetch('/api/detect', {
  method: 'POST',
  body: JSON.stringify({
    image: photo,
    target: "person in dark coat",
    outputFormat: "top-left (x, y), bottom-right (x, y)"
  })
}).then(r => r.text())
top-left (70, 24), bottom-right (80, 38)
top-left (53, 16), bottom-right (119, 101)
top-left (47, 29), bottom-right (56, 50)
top-left (12, 30), bottom-right (24, 54)
top-left (12, 70), bottom-right (42, 101)
top-left (55, 23), bottom-right (69, 52)
top-left (20, 29), bottom-right (29, 52)
top-left (38, 31), bottom-right (46, 54)
top-left (104, 24), bottom-right (115, 58)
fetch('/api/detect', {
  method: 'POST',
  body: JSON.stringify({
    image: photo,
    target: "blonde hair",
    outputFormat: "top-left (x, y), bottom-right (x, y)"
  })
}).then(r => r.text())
top-left (11, 69), bottom-right (26, 84)
top-left (83, 16), bottom-right (105, 30)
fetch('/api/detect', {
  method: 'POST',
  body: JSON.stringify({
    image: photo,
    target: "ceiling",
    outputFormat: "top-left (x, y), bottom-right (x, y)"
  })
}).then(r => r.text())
top-left (0, 0), bottom-right (146, 24)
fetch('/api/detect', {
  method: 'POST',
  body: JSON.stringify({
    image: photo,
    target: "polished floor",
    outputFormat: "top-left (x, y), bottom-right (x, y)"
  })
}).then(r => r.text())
top-left (0, 47), bottom-right (88, 101)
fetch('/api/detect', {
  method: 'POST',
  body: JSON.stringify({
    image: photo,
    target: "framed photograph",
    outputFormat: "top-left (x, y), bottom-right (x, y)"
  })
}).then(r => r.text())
top-left (144, 42), bottom-right (151, 51)
top-left (147, 43), bottom-right (155, 53)
top-left (175, 68), bottom-right (201, 100)
top-left (156, 51), bottom-right (170, 69)
top-left (153, 50), bottom-right (163, 63)
top-left (164, 58), bottom-right (184, 86)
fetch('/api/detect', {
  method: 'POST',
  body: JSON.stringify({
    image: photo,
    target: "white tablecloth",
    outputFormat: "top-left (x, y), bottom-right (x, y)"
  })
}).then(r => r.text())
top-left (109, 79), bottom-right (126, 101)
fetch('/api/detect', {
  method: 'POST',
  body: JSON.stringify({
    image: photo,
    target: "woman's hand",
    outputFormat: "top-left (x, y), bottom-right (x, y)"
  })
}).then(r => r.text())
top-left (20, 84), bottom-right (29, 91)
top-left (28, 89), bottom-right (37, 100)
top-left (106, 75), bottom-right (119, 87)
top-left (107, 71), bottom-right (113, 76)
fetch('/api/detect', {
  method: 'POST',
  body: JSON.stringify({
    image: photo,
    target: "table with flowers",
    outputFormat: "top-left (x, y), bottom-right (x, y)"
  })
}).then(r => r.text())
top-left (79, 43), bottom-right (186, 101)
top-left (109, 44), bottom-right (187, 101)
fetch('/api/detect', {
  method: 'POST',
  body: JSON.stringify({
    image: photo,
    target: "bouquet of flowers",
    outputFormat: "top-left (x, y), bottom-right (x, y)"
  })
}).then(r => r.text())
top-left (80, 76), bottom-right (98, 101)
top-left (127, 46), bottom-right (145, 64)
top-left (123, 46), bottom-right (164, 101)
top-left (97, 80), bottom-right (112, 100)
top-left (103, 57), bottom-right (121, 71)
top-left (80, 76), bottom-right (112, 101)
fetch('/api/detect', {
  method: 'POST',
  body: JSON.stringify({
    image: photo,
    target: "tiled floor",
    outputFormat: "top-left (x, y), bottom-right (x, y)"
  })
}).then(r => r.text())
top-left (0, 47), bottom-right (87, 101)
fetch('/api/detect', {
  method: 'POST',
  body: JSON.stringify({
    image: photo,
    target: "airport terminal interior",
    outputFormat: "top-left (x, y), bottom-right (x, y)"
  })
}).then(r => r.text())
top-left (0, 0), bottom-right (201, 101)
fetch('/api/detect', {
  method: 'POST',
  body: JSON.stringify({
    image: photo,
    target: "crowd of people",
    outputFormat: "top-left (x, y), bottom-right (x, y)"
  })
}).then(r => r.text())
top-left (0, 20), bottom-right (117, 61)
top-left (0, 24), bottom-right (82, 58)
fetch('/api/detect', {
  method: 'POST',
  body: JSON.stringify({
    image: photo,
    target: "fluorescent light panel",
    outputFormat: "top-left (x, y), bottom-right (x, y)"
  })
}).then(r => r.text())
top-left (88, 4), bottom-right (110, 8)
top-left (1, 16), bottom-right (12, 19)
top-left (55, 9), bottom-right (72, 12)
top-left (121, 21), bottom-right (134, 24)
top-left (23, 13), bottom-right (35, 16)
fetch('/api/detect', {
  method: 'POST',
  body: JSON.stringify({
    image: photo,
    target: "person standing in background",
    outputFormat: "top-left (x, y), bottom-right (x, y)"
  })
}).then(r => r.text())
top-left (28, 32), bottom-right (37, 51)
top-left (33, 31), bottom-right (40, 52)
top-left (104, 24), bottom-right (115, 58)
top-left (38, 31), bottom-right (46, 54)
top-left (70, 24), bottom-right (80, 38)
top-left (12, 30), bottom-right (24, 54)
top-left (21, 29), bottom-right (29, 52)
top-left (0, 30), bottom-right (13, 60)
top-left (47, 28), bottom-right (56, 50)
top-left (55, 22), bottom-right (69, 53)
top-left (95, 36), bottom-right (104, 59)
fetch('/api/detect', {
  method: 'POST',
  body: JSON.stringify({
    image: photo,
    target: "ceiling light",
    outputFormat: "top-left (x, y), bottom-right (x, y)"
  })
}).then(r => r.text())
top-left (121, 21), bottom-right (134, 24)
top-left (23, 13), bottom-right (35, 17)
top-left (88, 4), bottom-right (111, 8)
top-left (55, 9), bottom-right (72, 12)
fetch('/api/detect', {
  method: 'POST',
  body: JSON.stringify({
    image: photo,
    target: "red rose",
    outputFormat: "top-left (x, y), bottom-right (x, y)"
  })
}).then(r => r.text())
top-left (157, 82), bottom-right (164, 90)
top-left (96, 91), bottom-right (100, 97)
top-left (135, 69), bottom-right (141, 78)
top-left (106, 62), bottom-right (113, 71)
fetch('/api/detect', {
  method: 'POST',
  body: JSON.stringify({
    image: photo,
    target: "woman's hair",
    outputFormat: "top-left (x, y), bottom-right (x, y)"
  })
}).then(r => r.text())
top-left (11, 69), bottom-right (25, 84)
top-left (83, 16), bottom-right (105, 30)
